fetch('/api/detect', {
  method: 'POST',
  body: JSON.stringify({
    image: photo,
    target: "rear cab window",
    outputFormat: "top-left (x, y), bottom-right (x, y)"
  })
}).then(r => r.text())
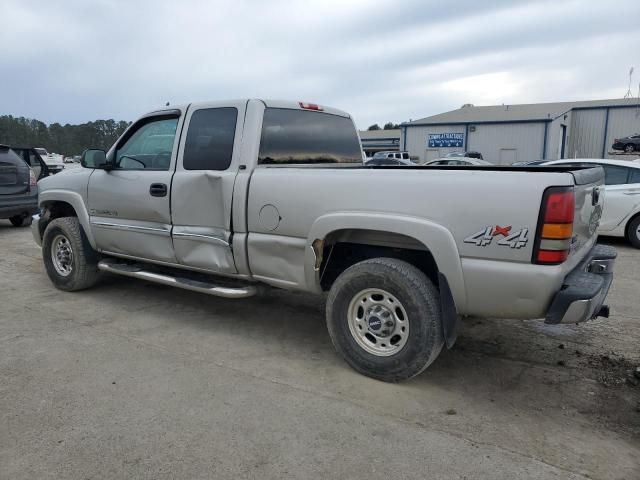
top-left (258, 108), bottom-right (362, 165)
top-left (183, 108), bottom-right (238, 170)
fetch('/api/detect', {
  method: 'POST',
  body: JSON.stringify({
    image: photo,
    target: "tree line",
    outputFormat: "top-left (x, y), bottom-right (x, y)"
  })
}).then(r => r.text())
top-left (0, 115), bottom-right (130, 156)
top-left (367, 122), bottom-right (401, 131)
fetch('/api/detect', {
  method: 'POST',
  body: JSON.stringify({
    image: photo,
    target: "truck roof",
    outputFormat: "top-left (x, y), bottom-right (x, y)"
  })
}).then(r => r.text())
top-left (142, 99), bottom-right (351, 119)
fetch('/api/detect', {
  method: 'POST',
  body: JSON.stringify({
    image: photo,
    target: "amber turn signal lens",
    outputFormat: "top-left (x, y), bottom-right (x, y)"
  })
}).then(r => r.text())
top-left (542, 223), bottom-right (573, 239)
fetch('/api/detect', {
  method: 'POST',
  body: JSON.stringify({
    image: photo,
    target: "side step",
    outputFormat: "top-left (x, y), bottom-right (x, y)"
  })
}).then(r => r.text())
top-left (97, 259), bottom-right (257, 299)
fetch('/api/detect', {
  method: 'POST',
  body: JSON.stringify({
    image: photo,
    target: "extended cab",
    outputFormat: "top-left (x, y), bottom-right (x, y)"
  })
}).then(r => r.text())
top-left (32, 99), bottom-right (616, 381)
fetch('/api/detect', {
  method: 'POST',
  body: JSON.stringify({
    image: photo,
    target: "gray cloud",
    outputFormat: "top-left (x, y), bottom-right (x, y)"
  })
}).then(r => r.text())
top-left (0, 0), bottom-right (638, 129)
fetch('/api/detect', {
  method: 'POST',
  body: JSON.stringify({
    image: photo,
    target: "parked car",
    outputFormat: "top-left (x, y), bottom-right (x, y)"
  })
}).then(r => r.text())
top-left (32, 99), bottom-right (615, 381)
top-left (0, 145), bottom-right (40, 227)
top-left (426, 157), bottom-right (492, 166)
top-left (35, 147), bottom-right (65, 174)
top-left (11, 146), bottom-right (51, 180)
top-left (543, 158), bottom-right (640, 247)
top-left (512, 160), bottom-right (549, 166)
top-left (445, 151), bottom-right (484, 160)
top-left (612, 134), bottom-right (640, 153)
top-left (369, 151), bottom-right (413, 163)
top-left (365, 156), bottom-right (416, 166)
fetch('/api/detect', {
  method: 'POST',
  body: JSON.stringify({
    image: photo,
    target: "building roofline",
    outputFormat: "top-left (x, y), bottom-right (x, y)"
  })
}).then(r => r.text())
top-left (401, 119), bottom-right (552, 127)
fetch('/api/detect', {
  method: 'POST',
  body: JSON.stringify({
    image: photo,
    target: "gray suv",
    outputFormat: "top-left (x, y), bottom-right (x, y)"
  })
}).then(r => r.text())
top-left (0, 145), bottom-right (41, 226)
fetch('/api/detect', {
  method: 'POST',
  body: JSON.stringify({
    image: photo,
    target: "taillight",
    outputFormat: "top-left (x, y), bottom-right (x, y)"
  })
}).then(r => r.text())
top-left (533, 186), bottom-right (574, 265)
top-left (29, 168), bottom-right (37, 186)
top-left (299, 102), bottom-right (323, 111)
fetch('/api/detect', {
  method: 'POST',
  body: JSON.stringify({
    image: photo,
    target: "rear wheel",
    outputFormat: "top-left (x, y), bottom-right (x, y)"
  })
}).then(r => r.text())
top-left (9, 214), bottom-right (32, 227)
top-left (627, 216), bottom-right (640, 249)
top-left (42, 217), bottom-right (102, 291)
top-left (624, 144), bottom-right (635, 153)
top-left (326, 258), bottom-right (443, 382)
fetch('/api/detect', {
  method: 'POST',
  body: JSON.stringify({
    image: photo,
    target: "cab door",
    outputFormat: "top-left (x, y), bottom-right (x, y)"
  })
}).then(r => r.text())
top-left (87, 111), bottom-right (183, 262)
top-left (171, 101), bottom-right (246, 274)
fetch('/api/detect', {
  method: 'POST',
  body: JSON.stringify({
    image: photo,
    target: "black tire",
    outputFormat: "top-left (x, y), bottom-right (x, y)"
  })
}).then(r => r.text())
top-left (42, 217), bottom-right (102, 291)
top-left (624, 144), bottom-right (635, 153)
top-left (9, 215), bottom-right (31, 227)
top-left (326, 258), bottom-right (443, 382)
top-left (627, 216), bottom-right (640, 249)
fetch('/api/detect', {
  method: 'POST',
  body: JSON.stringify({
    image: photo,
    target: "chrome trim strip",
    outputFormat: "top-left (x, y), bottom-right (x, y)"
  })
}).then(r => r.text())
top-left (91, 221), bottom-right (170, 236)
top-left (172, 231), bottom-right (229, 246)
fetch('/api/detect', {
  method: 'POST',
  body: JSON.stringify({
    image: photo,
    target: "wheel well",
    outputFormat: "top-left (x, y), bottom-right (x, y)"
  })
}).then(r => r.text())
top-left (40, 201), bottom-right (78, 236)
top-left (318, 230), bottom-right (439, 291)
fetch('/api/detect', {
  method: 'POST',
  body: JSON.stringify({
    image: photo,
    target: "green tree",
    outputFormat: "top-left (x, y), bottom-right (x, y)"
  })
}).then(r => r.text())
top-left (0, 115), bottom-right (130, 156)
top-left (367, 124), bottom-right (381, 131)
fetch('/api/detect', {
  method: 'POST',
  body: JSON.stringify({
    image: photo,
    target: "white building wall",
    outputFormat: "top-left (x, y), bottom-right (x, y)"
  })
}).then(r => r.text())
top-left (567, 109), bottom-right (606, 158)
top-left (545, 115), bottom-right (570, 160)
top-left (467, 123), bottom-right (545, 165)
top-left (403, 125), bottom-right (466, 164)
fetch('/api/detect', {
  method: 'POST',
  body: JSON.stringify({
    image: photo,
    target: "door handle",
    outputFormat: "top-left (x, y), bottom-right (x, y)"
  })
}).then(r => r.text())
top-left (624, 190), bottom-right (640, 196)
top-left (149, 183), bottom-right (167, 197)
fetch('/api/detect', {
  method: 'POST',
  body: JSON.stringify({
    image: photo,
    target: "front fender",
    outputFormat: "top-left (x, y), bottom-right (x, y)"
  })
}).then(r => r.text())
top-left (39, 189), bottom-right (96, 249)
top-left (305, 212), bottom-right (467, 311)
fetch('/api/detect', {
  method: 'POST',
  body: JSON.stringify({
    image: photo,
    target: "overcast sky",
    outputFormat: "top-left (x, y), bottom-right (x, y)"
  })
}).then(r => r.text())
top-left (1, 0), bottom-right (639, 129)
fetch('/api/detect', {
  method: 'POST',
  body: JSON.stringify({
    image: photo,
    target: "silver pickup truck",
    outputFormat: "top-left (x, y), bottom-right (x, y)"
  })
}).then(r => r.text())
top-left (32, 99), bottom-right (616, 381)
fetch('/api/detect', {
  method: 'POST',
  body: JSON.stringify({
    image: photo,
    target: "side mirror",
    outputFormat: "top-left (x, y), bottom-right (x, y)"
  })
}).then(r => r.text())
top-left (81, 149), bottom-right (109, 169)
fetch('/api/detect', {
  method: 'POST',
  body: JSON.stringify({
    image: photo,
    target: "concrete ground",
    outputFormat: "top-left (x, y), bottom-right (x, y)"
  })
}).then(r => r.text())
top-left (1, 222), bottom-right (638, 480)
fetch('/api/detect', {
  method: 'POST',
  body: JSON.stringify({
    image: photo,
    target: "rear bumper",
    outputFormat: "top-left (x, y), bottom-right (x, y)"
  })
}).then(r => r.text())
top-left (545, 244), bottom-right (616, 324)
top-left (0, 192), bottom-right (39, 219)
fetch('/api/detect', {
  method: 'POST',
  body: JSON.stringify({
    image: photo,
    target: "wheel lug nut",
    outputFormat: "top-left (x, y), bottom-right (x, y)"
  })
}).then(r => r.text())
top-left (386, 321), bottom-right (393, 327)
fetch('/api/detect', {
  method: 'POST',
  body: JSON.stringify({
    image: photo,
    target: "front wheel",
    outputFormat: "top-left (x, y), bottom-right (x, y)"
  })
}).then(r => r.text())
top-left (627, 216), bottom-right (640, 249)
top-left (42, 217), bottom-right (102, 291)
top-left (624, 144), bottom-right (635, 153)
top-left (326, 258), bottom-right (443, 382)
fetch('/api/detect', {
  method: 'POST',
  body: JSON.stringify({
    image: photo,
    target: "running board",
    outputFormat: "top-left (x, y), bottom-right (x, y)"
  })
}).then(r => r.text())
top-left (97, 260), bottom-right (257, 299)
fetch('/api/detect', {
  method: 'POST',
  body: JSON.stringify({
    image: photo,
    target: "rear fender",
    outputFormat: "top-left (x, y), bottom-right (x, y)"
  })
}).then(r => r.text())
top-left (306, 212), bottom-right (467, 311)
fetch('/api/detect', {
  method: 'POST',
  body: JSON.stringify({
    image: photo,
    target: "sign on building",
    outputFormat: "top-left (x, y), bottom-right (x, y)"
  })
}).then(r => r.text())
top-left (428, 133), bottom-right (464, 148)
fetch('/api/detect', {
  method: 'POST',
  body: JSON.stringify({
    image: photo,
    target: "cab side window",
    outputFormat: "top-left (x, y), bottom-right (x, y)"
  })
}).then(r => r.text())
top-left (629, 168), bottom-right (640, 184)
top-left (115, 117), bottom-right (178, 170)
top-left (183, 108), bottom-right (238, 170)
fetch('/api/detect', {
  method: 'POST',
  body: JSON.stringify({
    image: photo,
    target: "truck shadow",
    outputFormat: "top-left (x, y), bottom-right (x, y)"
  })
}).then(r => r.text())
top-left (93, 272), bottom-right (639, 438)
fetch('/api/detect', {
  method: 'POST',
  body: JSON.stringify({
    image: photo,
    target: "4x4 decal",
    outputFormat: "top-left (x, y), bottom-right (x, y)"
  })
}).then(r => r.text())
top-left (464, 225), bottom-right (529, 249)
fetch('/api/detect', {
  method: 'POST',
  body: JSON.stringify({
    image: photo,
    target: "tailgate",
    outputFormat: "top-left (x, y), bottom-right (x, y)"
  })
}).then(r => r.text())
top-left (0, 162), bottom-right (29, 195)
top-left (570, 166), bottom-right (604, 257)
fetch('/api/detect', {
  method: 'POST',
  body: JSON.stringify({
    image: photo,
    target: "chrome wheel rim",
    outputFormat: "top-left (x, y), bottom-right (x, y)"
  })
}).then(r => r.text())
top-left (51, 234), bottom-right (73, 277)
top-left (347, 288), bottom-right (409, 357)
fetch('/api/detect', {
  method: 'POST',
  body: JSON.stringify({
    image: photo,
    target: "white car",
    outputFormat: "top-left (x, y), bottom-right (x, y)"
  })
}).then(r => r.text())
top-left (544, 158), bottom-right (640, 248)
top-left (35, 147), bottom-right (65, 174)
top-left (425, 157), bottom-right (492, 166)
